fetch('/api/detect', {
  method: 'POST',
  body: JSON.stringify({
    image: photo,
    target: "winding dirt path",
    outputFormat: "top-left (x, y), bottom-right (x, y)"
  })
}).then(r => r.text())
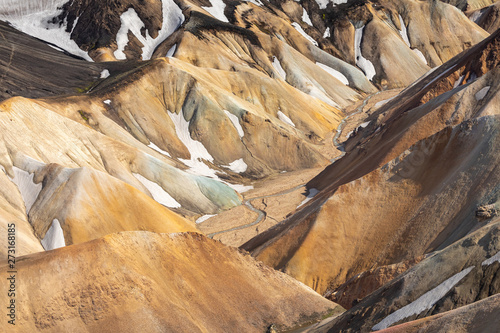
top-left (207, 93), bottom-right (380, 238)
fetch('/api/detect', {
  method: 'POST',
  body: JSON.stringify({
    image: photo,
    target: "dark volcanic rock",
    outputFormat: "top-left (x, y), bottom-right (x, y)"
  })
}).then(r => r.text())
top-left (0, 20), bottom-right (133, 101)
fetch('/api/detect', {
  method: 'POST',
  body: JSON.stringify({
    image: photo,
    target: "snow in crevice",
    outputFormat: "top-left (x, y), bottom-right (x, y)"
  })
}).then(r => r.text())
top-left (316, 62), bottom-right (349, 85)
top-left (224, 110), bottom-right (245, 137)
top-left (202, 0), bottom-right (228, 23)
top-left (292, 22), bottom-right (318, 46)
top-left (226, 158), bottom-right (248, 173)
top-left (302, 8), bottom-right (313, 26)
top-left (453, 75), bottom-right (465, 88)
top-left (0, 1), bottom-right (92, 61)
top-left (133, 173), bottom-right (181, 208)
top-left (372, 266), bottom-right (475, 331)
top-left (148, 142), bottom-right (171, 157)
top-left (41, 219), bottom-right (66, 251)
top-left (482, 251), bottom-right (500, 266)
top-left (196, 214), bottom-right (216, 224)
top-left (323, 27), bottom-right (331, 38)
top-left (166, 44), bottom-right (177, 57)
top-left (278, 111), bottom-right (296, 127)
top-left (297, 188), bottom-right (319, 208)
top-left (413, 49), bottom-right (427, 65)
top-left (103, 99), bottom-right (112, 105)
top-left (354, 26), bottom-right (376, 80)
top-left (470, 9), bottom-right (484, 24)
top-left (398, 15), bottom-right (411, 47)
top-left (475, 86), bottom-right (490, 101)
top-left (114, 0), bottom-right (184, 60)
top-left (9, 167), bottom-right (43, 214)
top-left (272, 56), bottom-right (287, 80)
top-left (100, 69), bottom-right (110, 79)
top-left (397, 15), bottom-right (427, 64)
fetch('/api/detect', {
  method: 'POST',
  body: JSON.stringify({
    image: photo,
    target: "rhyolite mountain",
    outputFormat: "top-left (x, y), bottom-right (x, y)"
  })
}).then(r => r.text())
top-left (0, 0), bottom-right (500, 332)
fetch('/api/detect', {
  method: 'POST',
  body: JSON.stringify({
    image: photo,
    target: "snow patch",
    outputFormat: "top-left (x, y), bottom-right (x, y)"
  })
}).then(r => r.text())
top-left (302, 8), bottom-right (313, 26)
top-left (316, 62), bottom-right (349, 85)
top-left (278, 111), bottom-right (295, 127)
top-left (470, 9), bottom-right (484, 24)
top-left (475, 86), bottom-right (490, 101)
top-left (166, 44), bottom-right (177, 57)
top-left (315, 0), bottom-right (348, 9)
top-left (196, 214), bottom-right (216, 224)
top-left (323, 27), bottom-right (331, 38)
top-left (168, 110), bottom-right (214, 163)
top-left (297, 188), bottom-right (319, 208)
top-left (272, 56), bottom-right (287, 80)
top-left (372, 266), bottom-right (475, 331)
top-left (413, 49), bottom-right (427, 65)
top-left (103, 100), bottom-right (111, 105)
top-left (226, 158), bottom-right (247, 173)
top-left (0, 1), bottom-right (92, 61)
top-left (100, 69), bottom-right (110, 79)
top-left (453, 75), bottom-right (465, 88)
top-left (292, 22), bottom-right (318, 46)
top-left (41, 219), bottom-right (66, 251)
top-left (226, 183), bottom-right (253, 193)
top-left (148, 142), bottom-right (171, 157)
top-left (9, 167), bottom-right (42, 214)
top-left (354, 26), bottom-right (376, 80)
top-left (133, 173), bottom-right (181, 208)
top-left (244, 0), bottom-right (263, 6)
top-left (398, 15), bottom-right (410, 47)
top-left (224, 110), bottom-right (244, 137)
top-left (169, 110), bottom-right (252, 192)
top-left (202, 0), bottom-right (228, 22)
top-left (374, 96), bottom-right (395, 108)
top-left (114, 0), bottom-right (184, 60)
top-left (482, 251), bottom-right (500, 266)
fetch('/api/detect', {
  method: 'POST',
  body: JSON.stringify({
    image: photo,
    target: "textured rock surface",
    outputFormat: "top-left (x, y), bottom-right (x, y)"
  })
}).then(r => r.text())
top-left (0, 231), bottom-right (342, 333)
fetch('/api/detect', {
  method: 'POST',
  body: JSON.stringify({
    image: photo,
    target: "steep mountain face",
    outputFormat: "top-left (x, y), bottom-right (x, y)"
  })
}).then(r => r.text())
top-left (468, 1), bottom-right (500, 33)
top-left (0, 232), bottom-right (342, 332)
top-left (1, 0), bottom-right (500, 332)
top-left (242, 28), bottom-right (500, 295)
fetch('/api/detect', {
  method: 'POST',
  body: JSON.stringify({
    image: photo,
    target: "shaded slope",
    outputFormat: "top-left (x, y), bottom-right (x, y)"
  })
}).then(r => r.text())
top-left (0, 231), bottom-right (342, 333)
top-left (0, 20), bottom-right (106, 101)
top-left (376, 293), bottom-right (500, 333)
top-left (322, 217), bottom-right (500, 332)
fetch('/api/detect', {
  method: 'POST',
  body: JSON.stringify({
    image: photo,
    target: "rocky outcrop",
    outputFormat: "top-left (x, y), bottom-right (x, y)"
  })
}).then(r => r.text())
top-left (322, 217), bottom-right (500, 332)
top-left (324, 257), bottom-right (424, 310)
top-left (468, 2), bottom-right (500, 33)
